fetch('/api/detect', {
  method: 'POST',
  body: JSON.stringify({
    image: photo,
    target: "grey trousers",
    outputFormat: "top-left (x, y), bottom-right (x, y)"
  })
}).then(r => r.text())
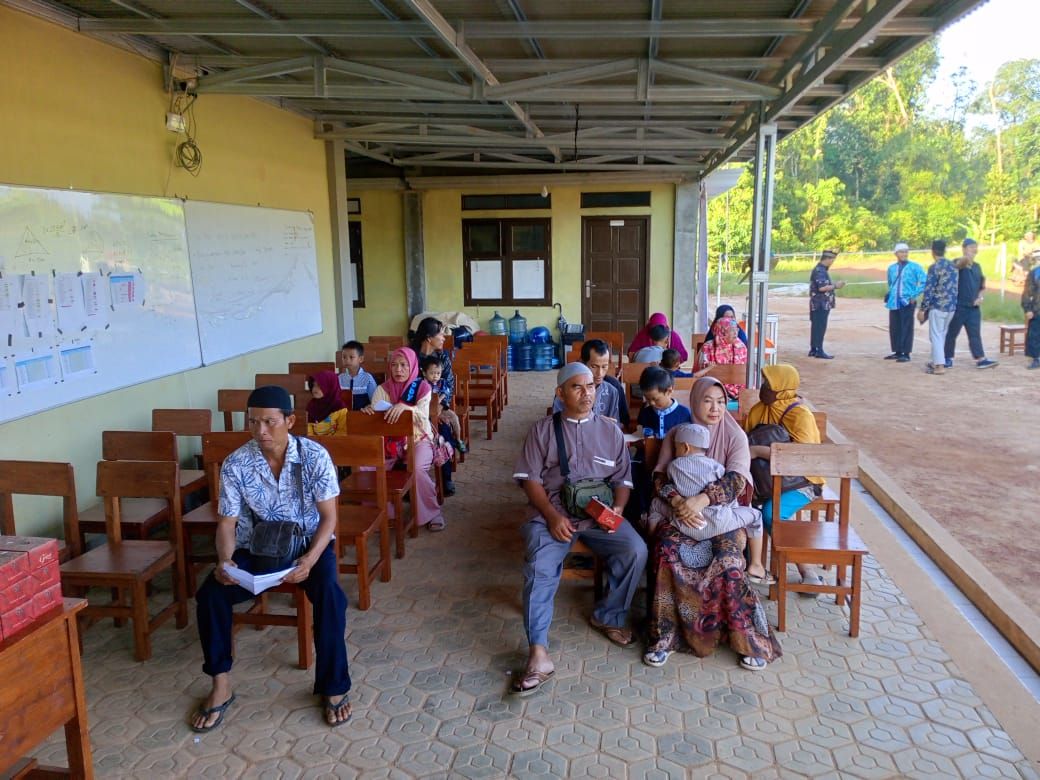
top-left (927, 309), bottom-right (953, 367)
top-left (520, 519), bottom-right (647, 648)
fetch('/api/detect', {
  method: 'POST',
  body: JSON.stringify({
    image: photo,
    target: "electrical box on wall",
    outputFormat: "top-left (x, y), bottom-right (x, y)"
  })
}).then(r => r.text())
top-left (165, 112), bottom-right (185, 133)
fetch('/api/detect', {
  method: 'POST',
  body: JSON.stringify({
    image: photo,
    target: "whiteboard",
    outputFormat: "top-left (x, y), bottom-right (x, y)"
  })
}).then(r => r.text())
top-left (185, 201), bottom-right (322, 364)
top-left (0, 184), bottom-right (201, 424)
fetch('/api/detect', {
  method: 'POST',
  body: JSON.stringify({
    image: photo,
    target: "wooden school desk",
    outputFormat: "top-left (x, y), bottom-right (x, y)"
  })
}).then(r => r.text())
top-left (0, 599), bottom-right (93, 779)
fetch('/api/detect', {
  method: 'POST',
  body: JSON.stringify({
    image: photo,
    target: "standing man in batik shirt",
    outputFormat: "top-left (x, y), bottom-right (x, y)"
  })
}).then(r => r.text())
top-left (918, 239), bottom-right (958, 375)
top-left (808, 249), bottom-right (846, 359)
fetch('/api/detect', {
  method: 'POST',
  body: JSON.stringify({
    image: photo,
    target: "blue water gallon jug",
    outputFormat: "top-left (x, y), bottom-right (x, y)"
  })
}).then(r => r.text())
top-left (515, 343), bottom-right (534, 371)
top-left (508, 309), bottom-right (528, 344)
top-left (488, 311), bottom-right (507, 336)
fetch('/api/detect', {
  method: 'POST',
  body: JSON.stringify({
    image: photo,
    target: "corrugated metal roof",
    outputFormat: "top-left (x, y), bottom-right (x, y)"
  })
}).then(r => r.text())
top-left (22, 0), bottom-right (988, 177)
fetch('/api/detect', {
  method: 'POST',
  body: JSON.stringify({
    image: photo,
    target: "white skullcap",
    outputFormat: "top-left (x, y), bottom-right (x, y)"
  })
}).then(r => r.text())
top-left (674, 423), bottom-right (711, 449)
top-left (894, 242), bottom-right (910, 252)
top-left (556, 361), bottom-right (593, 387)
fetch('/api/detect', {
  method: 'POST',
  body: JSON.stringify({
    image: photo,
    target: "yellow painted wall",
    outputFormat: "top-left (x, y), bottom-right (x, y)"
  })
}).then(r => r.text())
top-left (421, 182), bottom-right (676, 335)
top-left (348, 191), bottom-right (408, 339)
top-left (0, 7), bottom-right (339, 535)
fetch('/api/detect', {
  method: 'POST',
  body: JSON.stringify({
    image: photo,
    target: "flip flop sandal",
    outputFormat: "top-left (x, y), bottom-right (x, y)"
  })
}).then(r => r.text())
top-left (589, 616), bottom-right (635, 647)
top-left (747, 572), bottom-right (777, 586)
top-left (740, 656), bottom-right (767, 671)
top-left (189, 693), bottom-right (236, 733)
top-left (428, 518), bottom-right (446, 532)
top-left (511, 669), bottom-right (555, 697)
top-left (324, 693), bottom-right (353, 728)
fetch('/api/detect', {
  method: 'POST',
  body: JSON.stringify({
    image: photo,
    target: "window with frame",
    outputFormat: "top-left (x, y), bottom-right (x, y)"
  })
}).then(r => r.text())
top-left (348, 220), bottom-right (365, 308)
top-left (463, 218), bottom-right (552, 306)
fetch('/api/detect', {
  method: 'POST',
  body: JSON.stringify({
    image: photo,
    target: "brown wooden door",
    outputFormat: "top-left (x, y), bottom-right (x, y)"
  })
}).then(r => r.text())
top-left (581, 216), bottom-right (649, 346)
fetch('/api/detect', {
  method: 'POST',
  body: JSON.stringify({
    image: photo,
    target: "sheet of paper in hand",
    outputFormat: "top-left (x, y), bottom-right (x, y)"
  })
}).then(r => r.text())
top-left (372, 399), bottom-right (392, 412)
top-left (222, 563), bottom-right (295, 595)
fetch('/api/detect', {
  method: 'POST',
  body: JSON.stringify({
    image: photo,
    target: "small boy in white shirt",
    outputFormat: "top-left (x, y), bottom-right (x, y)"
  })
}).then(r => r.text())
top-left (648, 423), bottom-right (774, 584)
top-left (338, 340), bottom-right (379, 410)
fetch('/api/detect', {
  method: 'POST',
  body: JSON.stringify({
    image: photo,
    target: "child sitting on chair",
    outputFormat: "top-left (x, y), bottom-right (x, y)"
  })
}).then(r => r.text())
top-left (338, 340), bottom-right (379, 410)
top-left (632, 323), bottom-right (671, 365)
top-left (648, 423), bottom-right (774, 585)
top-left (421, 355), bottom-right (463, 495)
top-left (660, 348), bottom-right (694, 378)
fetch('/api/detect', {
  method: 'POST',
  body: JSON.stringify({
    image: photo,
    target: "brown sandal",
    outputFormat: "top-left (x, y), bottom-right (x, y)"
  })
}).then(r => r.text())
top-left (590, 617), bottom-right (635, 647)
top-left (510, 668), bottom-right (555, 697)
top-left (323, 693), bottom-right (352, 727)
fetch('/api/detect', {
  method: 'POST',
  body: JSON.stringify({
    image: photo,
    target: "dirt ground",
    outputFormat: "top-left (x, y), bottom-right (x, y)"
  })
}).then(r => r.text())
top-left (747, 294), bottom-right (1040, 612)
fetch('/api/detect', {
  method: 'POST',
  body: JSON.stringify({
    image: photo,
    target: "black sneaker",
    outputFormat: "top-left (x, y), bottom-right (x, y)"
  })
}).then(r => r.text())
top-left (976, 359), bottom-right (998, 369)
top-left (897, 355), bottom-right (911, 363)
top-left (944, 359), bottom-right (953, 369)
top-left (884, 353), bottom-right (899, 360)
top-left (808, 349), bottom-right (818, 357)
top-left (815, 351), bottom-right (834, 360)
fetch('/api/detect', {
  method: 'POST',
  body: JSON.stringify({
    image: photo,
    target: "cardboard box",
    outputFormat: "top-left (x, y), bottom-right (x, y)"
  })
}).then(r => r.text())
top-left (0, 536), bottom-right (60, 570)
top-left (0, 601), bottom-right (36, 638)
top-left (30, 562), bottom-right (60, 590)
top-left (32, 582), bottom-right (63, 616)
top-left (0, 551), bottom-right (30, 590)
top-left (586, 498), bottom-right (623, 533)
top-left (0, 574), bottom-right (34, 611)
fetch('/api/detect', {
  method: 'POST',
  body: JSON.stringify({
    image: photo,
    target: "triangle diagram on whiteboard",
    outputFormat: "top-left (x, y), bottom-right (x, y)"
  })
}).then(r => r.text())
top-left (15, 227), bottom-right (49, 258)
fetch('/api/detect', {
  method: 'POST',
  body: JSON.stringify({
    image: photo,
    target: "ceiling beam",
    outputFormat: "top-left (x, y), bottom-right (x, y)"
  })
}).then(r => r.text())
top-left (323, 57), bottom-right (470, 97)
top-left (199, 55), bottom-right (314, 88)
top-left (483, 59), bottom-right (639, 101)
top-left (315, 130), bottom-right (728, 151)
top-left (76, 17), bottom-right (936, 38)
top-left (651, 60), bottom-right (782, 100)
top-left (397, 0), bottom-right (557, 159)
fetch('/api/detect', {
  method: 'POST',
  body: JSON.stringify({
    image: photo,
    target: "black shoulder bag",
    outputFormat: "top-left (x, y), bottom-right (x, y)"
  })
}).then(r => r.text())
top-left (248, 436), bottom-right (310, 572)
top-left (553, 413), bottom-right (615, 519)
top-left (746, 402), bottom-right (814, 502)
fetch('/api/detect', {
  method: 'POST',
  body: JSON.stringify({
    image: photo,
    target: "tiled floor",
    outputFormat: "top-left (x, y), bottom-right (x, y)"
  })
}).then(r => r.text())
top-left (39, 372), bottom-right (1039, 778)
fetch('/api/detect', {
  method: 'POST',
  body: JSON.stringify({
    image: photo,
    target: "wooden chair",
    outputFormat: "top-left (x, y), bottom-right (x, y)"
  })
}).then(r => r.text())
top-left (232, 583), bottom-right (313, 670)
top-left (0, 460), bottom-right (81, 562)
top-left (359, 347), bottom-right (389, 384)
top-left (60, 460), bottom-right (187, 661)
top-left (691, 332), bottom-right (707, 363)
top-left (566, 348), bottom-right (583, 364)
top-left (443, 333), bottom-right (455, 352)
top-left (620, 362), bottom-right (653, 422)
top-left (316, 435), bottom-right (391, 610)
top-left (702, 363), bottom-right (746, 388)
top-left (218, 389), bottom-right (252, 431)
top-left (768, 443), bottom-right (867, 637)
top-left (585, 331), bottom-right (624, 375)
top-left (672, 377), bottom-right (697, 395)
top-left (289, 361), bottom-right (336, 376)
top-left (459, 344), bottom-right (502, 440)
top-left (77, 431), bottom-right (179, 550)
top-left (180, 431), bottom-right (252, 595)
top-left (255, 373), bottom-right (308, 397)
top-left (561, 539), bottom-right (604, 600)
top-left (151, 408), bottom-right (211, 502)
top-left (453, 359), bottom-right (472, 461)
top-left (471, 334), bottom-right (509, 407)
top-left (337, 410), bottom-right (417, 559)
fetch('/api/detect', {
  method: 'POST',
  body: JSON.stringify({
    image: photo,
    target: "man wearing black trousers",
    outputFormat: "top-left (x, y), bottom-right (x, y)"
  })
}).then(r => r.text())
top-left (944, 238), bottom-right (998, 369)
top-left (884, 243), bottom-right (926, 362)
top-left (808, 249), bottom-right (845, 359)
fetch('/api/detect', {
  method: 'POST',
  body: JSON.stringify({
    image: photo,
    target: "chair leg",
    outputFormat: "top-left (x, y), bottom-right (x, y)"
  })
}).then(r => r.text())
top-left (355, 532), bottom-right (371, 611)
top-left (392, 500), bottom-right (406, 559)
top-left (295, 588), bottom-right (313, 669)
top-left (404, 495), bottom-right (418, 539)
top-left (776, 552), bottom-right (787, 633)
top-left (849, 555), bottom-right (863, 638)
top-left (183, 527), bottom-right (197, 598)
top-left (131, 580), bottom-right (151, 662)
top-left (173, 558), bottom-right (188, 631)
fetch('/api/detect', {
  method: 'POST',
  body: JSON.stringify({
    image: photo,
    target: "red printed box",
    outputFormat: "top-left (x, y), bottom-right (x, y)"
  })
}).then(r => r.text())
top-left (0, 574), bottom-right (34, 611)
top-left (586, 498), bottom-right (623, 533)
top-left (0, 536), bottom-right (60, 570)
top-left (0, 601), bottom-right (36, 638)
top-left (0, 551), bottom-right (30, 590)
top-left (30, 562), bottom-right (61, 590)
top-left (32, 583), bottom-right (63, 616)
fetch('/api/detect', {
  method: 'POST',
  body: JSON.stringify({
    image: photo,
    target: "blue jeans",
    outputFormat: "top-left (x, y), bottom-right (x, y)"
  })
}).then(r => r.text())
top-left (520, 519), bottom-right (647, 648)
top-left (760, 489), bottom-right (814, 535)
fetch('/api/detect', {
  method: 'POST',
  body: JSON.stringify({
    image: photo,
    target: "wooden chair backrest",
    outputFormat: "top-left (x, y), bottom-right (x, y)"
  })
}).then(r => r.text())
top-left (702, 363), bottom-right (745, 386)
top-left (288, 361), bottom-right (335, 376)
top-left (691, 332), bottom-right (707, 361)
top-left (737, 387), bottom-right (759, 420)
top-left (620, 362), bottom-right (653, 386)
top-left (453, 359), bottom-right (471, 407)
top-left (643, 438), bottom-right (663, 474)
top-left (566, 341), bottom-right (585, 362)
top-left (151, 409), bottom-right (212, 437)
top-left (0, 460), bottom-right (81, 558)
top-left (443, 334), bottom-right (455, 352)
top-left (671, 377), bottom-right (697, 395)
top-left (102, 430), bottom-right (178, 462)
top-left (200, 432), bottom-right (253, 503)
top-left (339, 410), bottom-right (415, 475)
top-left (289, 408), bottom-right (308, 437)
top-left (96, 459), bottom-right (181, 544)
top-left (770, 443), bottom-right (857, 529)
top-left (470, 334), bottom-right (507, 370)
top-left (462, 343), bottom-right (500, 379)
top-left (812, 411), bottom-right (828, 441)
top-left (218, 389), bottom-right (252, 431)
top-left (430, 393), bottom-right (441, 428)
top-left (318, 435), bottom-right (389, 515)
top-left (368, 335), bottom-right (405, 347)
top-left (255, 373), bottom-right (308, 395)
top-left (340, 389), bottom-right (353, 408)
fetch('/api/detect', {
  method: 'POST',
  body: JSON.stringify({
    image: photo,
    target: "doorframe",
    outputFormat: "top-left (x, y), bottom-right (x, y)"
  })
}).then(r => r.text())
top-left (579, 215), bottom-right (651, 331)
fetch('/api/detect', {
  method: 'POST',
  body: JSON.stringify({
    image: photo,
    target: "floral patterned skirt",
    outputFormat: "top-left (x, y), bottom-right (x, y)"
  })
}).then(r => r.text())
top-left (647, 521), bottom-right (782, 661)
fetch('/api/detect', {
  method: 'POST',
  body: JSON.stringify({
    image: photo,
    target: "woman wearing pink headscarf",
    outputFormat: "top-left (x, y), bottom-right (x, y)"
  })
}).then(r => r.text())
top-left (627, 313), bottom-right (689, 362)
top-left (697, 316), bottom-right (748, 400)
top-left (364, 347), bottom-right (447, 531)
top-left (644, 376), bottom-right (782, 671)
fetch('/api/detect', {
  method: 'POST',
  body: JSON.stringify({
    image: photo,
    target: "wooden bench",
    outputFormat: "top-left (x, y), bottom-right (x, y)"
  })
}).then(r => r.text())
top-left (999, 324), bottom-right (1027, 355)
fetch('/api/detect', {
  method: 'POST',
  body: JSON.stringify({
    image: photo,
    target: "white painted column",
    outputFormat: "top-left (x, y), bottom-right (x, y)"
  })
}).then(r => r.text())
top-left (325, 139), bottom-right (355, 343)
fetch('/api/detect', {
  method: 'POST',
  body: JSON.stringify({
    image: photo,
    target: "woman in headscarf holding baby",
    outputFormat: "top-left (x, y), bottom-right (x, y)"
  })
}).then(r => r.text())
top-left (644, 376), bottom-right (782, 671)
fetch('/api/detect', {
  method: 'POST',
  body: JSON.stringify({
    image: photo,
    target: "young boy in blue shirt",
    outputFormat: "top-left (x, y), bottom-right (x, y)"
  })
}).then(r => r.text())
top-left (636, 366), bottom-right (692, 438)
top-left (338, 340), bottom-right (379, 410)
top-left (660, 348), bottom-right (693, 378)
